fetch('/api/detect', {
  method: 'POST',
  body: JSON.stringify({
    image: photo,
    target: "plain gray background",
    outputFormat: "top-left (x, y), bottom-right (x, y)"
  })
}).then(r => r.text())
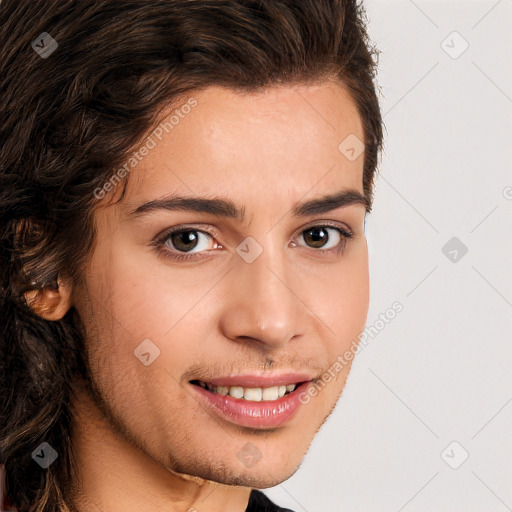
top-left (264, 1), bottom-right (512, 510)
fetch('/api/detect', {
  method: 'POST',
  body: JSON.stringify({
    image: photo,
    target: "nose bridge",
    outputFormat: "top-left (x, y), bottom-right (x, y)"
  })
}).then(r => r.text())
top-left (220, 236), bottom-right (305, 349)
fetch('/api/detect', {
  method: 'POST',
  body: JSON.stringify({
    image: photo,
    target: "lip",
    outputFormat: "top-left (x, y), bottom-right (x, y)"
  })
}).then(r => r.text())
top-left (194, 372), bottom-right (315, 388)
top-left (189, 380), bottom-right (313, 429)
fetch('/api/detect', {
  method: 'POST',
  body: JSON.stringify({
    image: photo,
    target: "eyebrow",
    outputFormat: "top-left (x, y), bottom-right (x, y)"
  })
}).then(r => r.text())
top-left (126, 188), bottom-right (368, 221)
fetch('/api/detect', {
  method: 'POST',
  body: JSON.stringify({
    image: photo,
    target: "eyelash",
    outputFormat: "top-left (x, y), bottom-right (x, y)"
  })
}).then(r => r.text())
top-left (152, 222), bottom-right (354, 263)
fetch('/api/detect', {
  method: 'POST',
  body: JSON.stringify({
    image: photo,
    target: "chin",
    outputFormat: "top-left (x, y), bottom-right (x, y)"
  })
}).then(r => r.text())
top-left (218, 466), bottom-right (298, 489)
top-left (169, 452), bottom-right (302, 489)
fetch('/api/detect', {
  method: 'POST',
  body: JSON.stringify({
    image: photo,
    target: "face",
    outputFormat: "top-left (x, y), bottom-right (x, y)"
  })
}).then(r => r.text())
top-left (72, 80), bottom-right (369, 489)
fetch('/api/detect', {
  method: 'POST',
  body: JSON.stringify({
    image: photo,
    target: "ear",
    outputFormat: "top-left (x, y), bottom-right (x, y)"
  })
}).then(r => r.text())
top-left (23, 276), bottom-right (73, 321)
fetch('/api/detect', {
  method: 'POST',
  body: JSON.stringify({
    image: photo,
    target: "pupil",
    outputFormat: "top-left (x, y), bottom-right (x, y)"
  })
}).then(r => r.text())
top-left (305, 227), bottom-right (327, 248)
top-left (173, 230), bottom-right (198, 252)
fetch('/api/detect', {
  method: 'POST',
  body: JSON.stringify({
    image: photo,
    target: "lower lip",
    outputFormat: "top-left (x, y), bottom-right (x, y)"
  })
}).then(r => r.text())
top-left (190, 381), bottom-right (312, 429)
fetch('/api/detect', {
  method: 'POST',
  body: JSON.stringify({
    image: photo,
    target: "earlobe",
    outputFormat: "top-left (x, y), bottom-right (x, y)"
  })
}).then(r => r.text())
top-left (23, 277), bottom-right (73, 321)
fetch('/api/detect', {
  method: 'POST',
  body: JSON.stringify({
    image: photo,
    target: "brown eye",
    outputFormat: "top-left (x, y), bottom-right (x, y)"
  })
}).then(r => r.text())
top-left (293, 223), bottom-right (354, 257)
top-left (164, 229), bottom-right (214, 253)
top-left (303, 226), bottom-right (333, 249)
top-left (168, 230), bottom-right (200, 252)
top-left (153, 224), bottom-right (224, 263)
top-left (300, 226), bottom-right (345, 250)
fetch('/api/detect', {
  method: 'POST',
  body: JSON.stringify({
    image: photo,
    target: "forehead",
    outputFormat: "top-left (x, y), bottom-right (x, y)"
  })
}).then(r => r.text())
top-left (117, 81), bottom-right (365, 216)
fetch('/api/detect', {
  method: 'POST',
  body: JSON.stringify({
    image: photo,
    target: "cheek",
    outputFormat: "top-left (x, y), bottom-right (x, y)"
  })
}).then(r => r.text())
top-left (312, 242), bottom-right (369, 348)
top-left (81, 253), bottom-right (211, 395)
top-left (90, 252), bottom-right (197, 342)
top-left (78, 267), bottom-right (193, 428)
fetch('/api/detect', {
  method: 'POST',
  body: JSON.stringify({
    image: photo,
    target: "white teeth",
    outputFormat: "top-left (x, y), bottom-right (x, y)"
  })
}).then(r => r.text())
top-left (262, 386), bottom-right (279, 401)
top-left (216, 386), bottom-right (229, 396)
top-left (198, 381), bottom-right (298, 401)
top-left (229, 386), bottom-right (244, 399)
top-left (244, 388), bottom-right (262, 401)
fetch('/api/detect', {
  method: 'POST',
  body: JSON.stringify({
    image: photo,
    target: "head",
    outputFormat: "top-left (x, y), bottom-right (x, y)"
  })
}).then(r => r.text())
top-left (0, 1), bottom-right (384, 511)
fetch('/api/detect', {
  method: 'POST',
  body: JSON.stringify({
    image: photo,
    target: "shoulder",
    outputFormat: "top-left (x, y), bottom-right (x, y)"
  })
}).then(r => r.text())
top-left (246, 489), bottom-right (296, 512)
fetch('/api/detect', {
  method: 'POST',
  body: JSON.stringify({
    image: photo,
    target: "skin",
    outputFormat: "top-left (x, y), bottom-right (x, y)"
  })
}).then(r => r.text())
top-left (32, 79), bottom-right (370, 512)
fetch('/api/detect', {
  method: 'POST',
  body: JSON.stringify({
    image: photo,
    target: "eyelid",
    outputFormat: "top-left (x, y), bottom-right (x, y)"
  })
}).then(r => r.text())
top-left (152, 223), bottom-right (219, 245)
top-left (295, 219), bottom-right (354, 238)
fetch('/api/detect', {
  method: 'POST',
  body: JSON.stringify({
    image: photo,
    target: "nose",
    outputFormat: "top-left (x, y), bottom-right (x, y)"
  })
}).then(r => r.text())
top-left (218, 242), bottom-right (307, 352)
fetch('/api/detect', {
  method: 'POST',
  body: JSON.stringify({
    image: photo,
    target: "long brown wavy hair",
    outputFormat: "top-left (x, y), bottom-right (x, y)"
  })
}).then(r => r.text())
top-left (0, 1), bottom-right (385, 510)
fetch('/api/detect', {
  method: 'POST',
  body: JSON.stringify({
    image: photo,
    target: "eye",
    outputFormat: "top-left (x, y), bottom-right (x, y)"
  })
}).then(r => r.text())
top-left (152, 222), bottom-right (354, 263)
top-left (153, 225), bottom-right (221, 262)
top-left (295, 224), bottom-right (354, 255)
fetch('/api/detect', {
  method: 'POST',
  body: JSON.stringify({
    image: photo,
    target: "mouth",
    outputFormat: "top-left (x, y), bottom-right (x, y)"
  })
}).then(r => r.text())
top-left (190, 379), bottom-right (306, 402)
top-left (188, 374), bottom-right (315, 429)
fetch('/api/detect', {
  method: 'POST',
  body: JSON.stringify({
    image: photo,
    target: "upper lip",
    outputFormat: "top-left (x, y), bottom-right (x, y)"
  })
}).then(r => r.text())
top-left (192, 372), bottom-right (315, 388)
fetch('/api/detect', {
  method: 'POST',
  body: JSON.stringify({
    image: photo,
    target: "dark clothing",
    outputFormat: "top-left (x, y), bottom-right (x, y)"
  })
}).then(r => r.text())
top-left (245, 489), bottom-right (296, 512)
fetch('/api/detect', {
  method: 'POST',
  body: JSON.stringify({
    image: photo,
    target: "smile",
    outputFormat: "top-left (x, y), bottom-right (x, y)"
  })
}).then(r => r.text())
top-left (189, 376), bottom-right (314, 429)
top-left (193, 380), bottom-right (299, 402)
